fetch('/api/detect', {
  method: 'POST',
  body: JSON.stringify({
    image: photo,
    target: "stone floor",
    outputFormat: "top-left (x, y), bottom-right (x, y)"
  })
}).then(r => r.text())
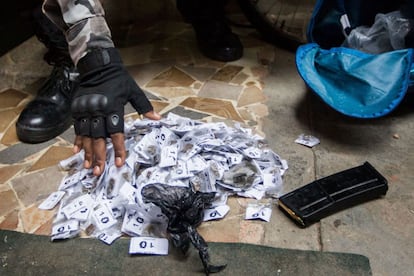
top-left (0, 12), bottom-right (413, 276)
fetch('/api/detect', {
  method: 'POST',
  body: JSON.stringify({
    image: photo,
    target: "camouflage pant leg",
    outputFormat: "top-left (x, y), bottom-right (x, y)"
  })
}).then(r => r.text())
top-left (42, 0), bottom-right (114, 64)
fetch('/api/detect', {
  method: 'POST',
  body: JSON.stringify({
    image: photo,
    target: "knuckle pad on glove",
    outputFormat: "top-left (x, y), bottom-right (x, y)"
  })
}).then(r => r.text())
top-left (72, 94), bottom-right (111, 138)
top-left (90, 117), bottom-right (107, 138)
top-left (71, 94), bottom-right (109, 116)
top-left (106, 113), bottom-right (124, 134)
top-left (78, 118), bottom-right (90, 136)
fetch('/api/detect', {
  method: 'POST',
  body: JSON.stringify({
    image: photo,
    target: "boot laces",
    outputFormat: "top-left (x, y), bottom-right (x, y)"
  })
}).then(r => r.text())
top-left (38, 65), bottom-right (77, 99)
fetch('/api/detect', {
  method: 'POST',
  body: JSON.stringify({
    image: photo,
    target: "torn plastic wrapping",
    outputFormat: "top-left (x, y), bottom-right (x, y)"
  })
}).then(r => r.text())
top-left (141, 184), bottom-right (226, 274)
top-left (342, 11), bottom-right (412, 54)
top-left (46, 113), bottom-right (287, 273)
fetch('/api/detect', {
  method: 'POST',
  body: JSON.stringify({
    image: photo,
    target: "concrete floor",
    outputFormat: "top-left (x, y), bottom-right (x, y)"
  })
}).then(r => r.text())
top-left (0, 7), bottom-right (413, 276)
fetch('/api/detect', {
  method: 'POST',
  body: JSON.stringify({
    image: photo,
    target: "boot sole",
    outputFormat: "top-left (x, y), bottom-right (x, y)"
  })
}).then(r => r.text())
top-left (200, 47), bottom-right (243, 62)
top-left (16, 118), bottom-right (72, 144)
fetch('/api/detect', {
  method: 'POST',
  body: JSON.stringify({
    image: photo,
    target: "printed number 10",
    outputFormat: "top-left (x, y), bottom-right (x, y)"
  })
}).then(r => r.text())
top-left (139, 241), bottom-right (154, 249)
top-left (210, 211), bottom-right (220, 218)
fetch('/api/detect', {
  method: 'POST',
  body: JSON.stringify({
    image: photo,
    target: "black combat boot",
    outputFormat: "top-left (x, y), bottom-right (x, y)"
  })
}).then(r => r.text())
top-left (176, 0), bottom-right (243, 62)
top-left (16, 6), bottom-right (78, 143)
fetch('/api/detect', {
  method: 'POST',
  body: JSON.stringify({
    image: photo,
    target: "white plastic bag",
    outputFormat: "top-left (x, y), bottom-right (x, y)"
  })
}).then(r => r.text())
top-left (343, 11), bottom-right (411, 54)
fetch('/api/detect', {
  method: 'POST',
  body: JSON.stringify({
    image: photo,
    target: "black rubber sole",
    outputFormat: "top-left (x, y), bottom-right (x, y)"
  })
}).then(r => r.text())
top-left (16, 118), bottom-right (72, 144)
top-left (198, 44), bottom-right (244, 62)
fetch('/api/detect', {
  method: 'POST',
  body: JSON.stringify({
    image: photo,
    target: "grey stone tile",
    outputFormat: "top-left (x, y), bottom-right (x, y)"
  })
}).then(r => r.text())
top-left (58, 126), bottom-right (76, 144)
top-left (0, 189), bottom-right (19, 217)
top-left (0, 89), bottom-right (27, 109)
top-left (143, 90), bottom-right (162, 101)
top-left (126, 62), bottom-right (173, 87)
top-left (0, 37), bottom-right (51, 90)
top-left (211, 65), bottom-right (243, 83)
top-left (124, 103), bottom-right (137, 116)
top-left (146, 66), bottom-right (196, 88)
top-left (10, 165), bottom-right (65, 207)
top-left (176, 65), bottom-right (217, 82)
top-left (0, 139), bottom-right (57, 164)
top-left (264, 211), bottom-right (321, 251)
top-left (198, 80), bottom-right (243, 101)
top-left (166, 106), bottom-right (209, 121)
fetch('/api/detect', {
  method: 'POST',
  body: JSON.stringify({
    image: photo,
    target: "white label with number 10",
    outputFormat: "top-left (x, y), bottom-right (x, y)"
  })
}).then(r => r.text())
top-left (129, 237), bottom-right (169, 255)
top-left (203, 205), bottom-right (230, 221)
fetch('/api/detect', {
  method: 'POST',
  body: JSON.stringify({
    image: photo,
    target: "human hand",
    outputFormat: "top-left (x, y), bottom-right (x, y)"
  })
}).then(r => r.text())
top-left (71, 48), bottom-right (161, 176)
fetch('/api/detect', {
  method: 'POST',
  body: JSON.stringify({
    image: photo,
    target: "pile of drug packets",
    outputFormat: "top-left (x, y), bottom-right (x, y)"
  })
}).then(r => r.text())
top-left (39, 113), bottom-right (287, 254)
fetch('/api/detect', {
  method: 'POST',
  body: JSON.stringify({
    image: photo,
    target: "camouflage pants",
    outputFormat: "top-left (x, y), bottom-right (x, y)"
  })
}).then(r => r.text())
top-left (42, 0), bottom-right (114, 65)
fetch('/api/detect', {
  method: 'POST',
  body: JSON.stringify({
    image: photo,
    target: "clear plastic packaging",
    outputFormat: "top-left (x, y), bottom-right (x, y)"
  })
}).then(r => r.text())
top-left (343, 11), bottom-right (412, 54)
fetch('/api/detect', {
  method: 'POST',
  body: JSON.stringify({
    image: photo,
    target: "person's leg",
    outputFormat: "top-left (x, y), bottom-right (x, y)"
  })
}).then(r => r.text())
top-left (16, 4), bottom-right (78, 143)
top-left (176, 0), bottom-right (243, 62)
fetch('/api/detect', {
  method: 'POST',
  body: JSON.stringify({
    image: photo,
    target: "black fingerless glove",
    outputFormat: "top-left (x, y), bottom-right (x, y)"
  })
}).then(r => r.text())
top-left (71, 47), bottom-right (153, 138)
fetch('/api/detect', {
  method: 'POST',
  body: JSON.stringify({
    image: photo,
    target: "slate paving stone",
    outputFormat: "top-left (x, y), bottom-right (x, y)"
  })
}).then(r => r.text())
top-left (58, 126), bottom-right (76, 145)
top-left (146, 66), bottom-right (196, 87)
top-left (179, 97), bottom-right (244, 122)
top-left (0, 164), bottom-right (25, 184)
top-left (0, 107), bottom-right (24, 133)
top-left (238, 86), bottom-right (267, 107)
top-left (166, 106), bottom-right (210, 120)
top-left (0, 89), bottom-right (27, 109)
top-left (147, 86), bottom-right (196, 99)
top-left (10, 166), bottom-right (64, 207)
top-left (211, 65), bottom-right (244, 82)
top-left (27, 146), bottom-right (74, 172)
top-left (198, 80), bottom-right (243, 101)
top-left (0, 139), bottom-right (57, 164)
top-left (176, 65), bottom-right (217, 82)
top-left (0, 189), bottom-right (19, 217)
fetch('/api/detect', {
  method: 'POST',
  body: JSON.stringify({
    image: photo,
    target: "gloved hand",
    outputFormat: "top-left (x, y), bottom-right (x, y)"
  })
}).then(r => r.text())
top-left (72, 47), bottom-right (161, 176)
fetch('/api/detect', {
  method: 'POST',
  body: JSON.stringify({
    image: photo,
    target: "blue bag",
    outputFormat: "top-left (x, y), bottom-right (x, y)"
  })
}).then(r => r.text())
top-left (296, 0), bottom-right (414, 118)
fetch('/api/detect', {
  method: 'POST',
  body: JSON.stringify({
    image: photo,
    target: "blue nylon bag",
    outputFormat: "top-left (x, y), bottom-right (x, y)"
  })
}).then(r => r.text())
top-left (296, 0), bottom-right (414, 118)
